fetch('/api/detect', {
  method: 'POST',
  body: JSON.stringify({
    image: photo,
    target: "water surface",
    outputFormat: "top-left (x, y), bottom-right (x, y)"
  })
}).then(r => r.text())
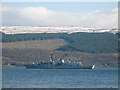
top-left (2, 66), bottom-right (118, 88)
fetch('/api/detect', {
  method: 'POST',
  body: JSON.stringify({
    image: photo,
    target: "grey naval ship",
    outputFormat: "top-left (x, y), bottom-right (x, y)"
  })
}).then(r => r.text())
top-left (24, 53), bottom-right (95, 69)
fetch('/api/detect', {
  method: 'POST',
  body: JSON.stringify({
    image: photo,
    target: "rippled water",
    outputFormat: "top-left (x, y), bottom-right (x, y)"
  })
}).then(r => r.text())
top-left (2, 66), bottom-right (118, 88)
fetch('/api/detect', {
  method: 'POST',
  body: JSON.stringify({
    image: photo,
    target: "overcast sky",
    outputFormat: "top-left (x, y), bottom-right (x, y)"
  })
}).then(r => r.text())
top-left (1, 2), bottom-right (118, 29)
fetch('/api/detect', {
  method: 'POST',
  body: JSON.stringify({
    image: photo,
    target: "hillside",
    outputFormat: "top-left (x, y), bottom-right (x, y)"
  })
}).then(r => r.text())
top-left (2, 39), bottom-right (67, 50)
top-left (2, 32), bottom-right (118, 67)
top-left (2, 32), bottom-right (118, 53)
top-left (2, 33), bottom-right (118, 66)
top-left (2, 48), bottom-right (118, 67)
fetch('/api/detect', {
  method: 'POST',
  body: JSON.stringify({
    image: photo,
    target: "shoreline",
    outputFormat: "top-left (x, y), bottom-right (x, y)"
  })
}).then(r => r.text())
top-left (1, 88), bottom-right (118, 90)
top-left (2, 65), bottom-right (119, 68)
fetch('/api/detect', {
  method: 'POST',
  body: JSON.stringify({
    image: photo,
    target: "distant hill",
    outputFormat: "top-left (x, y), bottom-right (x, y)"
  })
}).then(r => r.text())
top-left (1, 32), bottom-right (118, 53)
top-left (1, 26), bottom-right (118, 34)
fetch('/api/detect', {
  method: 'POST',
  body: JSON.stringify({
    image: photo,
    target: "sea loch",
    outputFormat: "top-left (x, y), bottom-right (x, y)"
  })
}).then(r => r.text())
top-left (2, 66), bottom-right (118, 88)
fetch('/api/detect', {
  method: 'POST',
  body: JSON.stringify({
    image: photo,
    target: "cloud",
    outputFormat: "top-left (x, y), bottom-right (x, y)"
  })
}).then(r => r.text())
top-left (0, 5), bottom-right (10, 12)
top-left (2, 6), bottom-right (118, 29)
top-left (82, 8), bottom-right (118, 28)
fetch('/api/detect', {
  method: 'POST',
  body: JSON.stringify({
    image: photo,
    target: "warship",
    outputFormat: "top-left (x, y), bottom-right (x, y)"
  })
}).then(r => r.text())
top-left (24, 53), bottom-right (95, 69)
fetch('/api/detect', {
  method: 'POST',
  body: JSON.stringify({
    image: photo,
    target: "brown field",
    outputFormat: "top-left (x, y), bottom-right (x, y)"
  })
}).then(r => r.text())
top-left (2, 39), bottom-right (67, 50)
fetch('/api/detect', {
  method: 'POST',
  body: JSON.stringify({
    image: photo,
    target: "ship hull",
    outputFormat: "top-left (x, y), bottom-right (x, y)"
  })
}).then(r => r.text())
top-left (24, 65), bottom-right (94, 69)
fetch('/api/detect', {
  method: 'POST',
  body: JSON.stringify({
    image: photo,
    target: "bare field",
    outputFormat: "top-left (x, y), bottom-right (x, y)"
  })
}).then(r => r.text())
top-left (2, 39), bottom-right (67, 50)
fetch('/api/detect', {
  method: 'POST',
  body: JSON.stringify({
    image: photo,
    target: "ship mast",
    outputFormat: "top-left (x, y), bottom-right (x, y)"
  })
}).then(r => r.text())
top-left (49, 52), bottom-right (54, 62)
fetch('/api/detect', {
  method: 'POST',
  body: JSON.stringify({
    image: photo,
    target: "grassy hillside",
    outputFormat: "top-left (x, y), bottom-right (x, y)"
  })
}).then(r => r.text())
top-left (2, 39), bottom-right (67, 50)
top-left (2, 32), bottom-right (118, 53)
